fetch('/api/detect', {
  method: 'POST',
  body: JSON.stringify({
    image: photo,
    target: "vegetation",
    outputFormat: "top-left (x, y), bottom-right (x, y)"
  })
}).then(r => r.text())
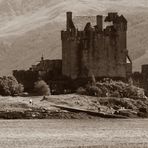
top-left (34, 80), bottom-right (50, 96)
top-left (86, 85), bottom-right (102, 96)
top-left (0, 76), bottom-right (24, 96)
top-left (76, 87), bottom-right (86, 95)
top-left (77, 79), bottom-right (146, 99)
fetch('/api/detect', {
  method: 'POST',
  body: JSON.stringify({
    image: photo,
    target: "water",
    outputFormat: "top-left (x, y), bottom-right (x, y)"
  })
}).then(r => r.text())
top-left (0, 119), bottom-right (148, 148)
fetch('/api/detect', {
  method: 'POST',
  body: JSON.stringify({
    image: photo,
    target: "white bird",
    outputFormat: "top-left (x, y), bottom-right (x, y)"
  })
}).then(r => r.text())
top-left (29, 99), bottom-right (33, 105)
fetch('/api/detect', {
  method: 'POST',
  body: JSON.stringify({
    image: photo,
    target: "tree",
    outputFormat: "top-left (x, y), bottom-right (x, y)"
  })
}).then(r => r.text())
top-left (34, 80), bottom-right (50, 96)
top-left (0, 76), bottom-right (24, 96)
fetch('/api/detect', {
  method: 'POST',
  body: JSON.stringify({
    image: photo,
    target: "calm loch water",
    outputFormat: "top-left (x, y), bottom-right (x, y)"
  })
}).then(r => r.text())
top-left (0, 119), bottom-right (148, 148)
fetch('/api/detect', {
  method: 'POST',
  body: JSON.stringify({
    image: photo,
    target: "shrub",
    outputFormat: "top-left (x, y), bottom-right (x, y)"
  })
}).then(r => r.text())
top-left (98, 80), bottom-right (145, 99)
top-left (111, 91), bottom-right (121, 98)
top-left (76, 87), bottom-right (86, 95)
top-left (17, 84), bottom-right (24, 94)
top-left (86, 85), bottom-right (102, 97)
top-left (96, 83), bottom-right (109, 97)
top-left (81, 79), bottom-right (146, 99)
top-left (137, 112), bottom-right (148, 118)
top-left (0, 76), bottom-right (24, 96)
top-left (139, 107), bottom-right (147, 113)
top-left (34, 80), bottom-right (50, 96)
top-left (123, 85), bottom-right (145, 99)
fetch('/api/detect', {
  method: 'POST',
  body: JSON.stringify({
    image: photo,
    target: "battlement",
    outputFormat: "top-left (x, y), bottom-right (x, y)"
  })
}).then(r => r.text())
top-left (105, 12), bottom-right (118, 22)
top-left (66, 11), bottom-right (75, 31)
top-left (61, 12), bottom-right (127, 41)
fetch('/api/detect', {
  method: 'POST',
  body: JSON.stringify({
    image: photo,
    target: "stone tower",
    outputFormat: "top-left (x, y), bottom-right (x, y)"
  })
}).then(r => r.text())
top-left (61, 12), bottom-right (132, 80)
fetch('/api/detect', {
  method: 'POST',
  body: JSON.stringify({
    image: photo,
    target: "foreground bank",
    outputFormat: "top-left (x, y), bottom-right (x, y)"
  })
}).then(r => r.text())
top-left (0, 94), bottom-right (148, 119)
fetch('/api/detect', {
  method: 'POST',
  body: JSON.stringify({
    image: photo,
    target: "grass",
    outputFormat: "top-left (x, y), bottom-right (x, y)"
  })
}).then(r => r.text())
top-left (0, 93), bottom-right (148, 119)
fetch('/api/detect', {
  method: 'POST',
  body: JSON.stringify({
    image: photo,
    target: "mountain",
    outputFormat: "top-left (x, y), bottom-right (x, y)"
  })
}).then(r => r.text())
top-left (0, 0), bottom-right (147, 75)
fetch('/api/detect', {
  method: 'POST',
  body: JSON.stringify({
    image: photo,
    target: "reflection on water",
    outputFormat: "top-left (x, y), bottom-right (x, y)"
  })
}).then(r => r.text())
top-left (0, 119), bottom-right (148, 148)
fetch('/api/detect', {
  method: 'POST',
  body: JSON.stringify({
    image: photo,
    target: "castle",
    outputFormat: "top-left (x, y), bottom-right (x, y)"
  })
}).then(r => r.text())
top-left (13, 12), bottom-right (132, 93)
top-left (61, 12), bottom-right (132, 80)
top-left (132, 65), bottom-right (148, 96)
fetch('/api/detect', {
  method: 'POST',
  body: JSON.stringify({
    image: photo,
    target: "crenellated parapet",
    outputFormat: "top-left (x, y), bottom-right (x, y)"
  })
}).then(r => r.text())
top-left (62, 12), bottom-right (127, 40)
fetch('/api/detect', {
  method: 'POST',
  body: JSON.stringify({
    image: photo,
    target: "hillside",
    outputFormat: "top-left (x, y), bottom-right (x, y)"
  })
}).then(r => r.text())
top-left (0, 0), bottom-right (148, 75)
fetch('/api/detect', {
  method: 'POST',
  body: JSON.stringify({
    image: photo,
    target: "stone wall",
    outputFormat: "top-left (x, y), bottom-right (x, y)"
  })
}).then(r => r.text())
top-left (141, 65), bottom-right (148, 95)
top-left (61, 12), bottom-right (132, 80)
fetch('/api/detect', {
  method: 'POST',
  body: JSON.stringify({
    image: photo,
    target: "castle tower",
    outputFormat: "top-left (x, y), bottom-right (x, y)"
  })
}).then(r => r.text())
top-left (113, 14), bottom-right (128, 78)
top-left (61, 12), bottom-right (132, 80)
top-left (61, 12), bottom-right (78, 79)
top-left (96, 15), bottom-right (103, 31)
top-left (66, 12), bottom-right (75, 31)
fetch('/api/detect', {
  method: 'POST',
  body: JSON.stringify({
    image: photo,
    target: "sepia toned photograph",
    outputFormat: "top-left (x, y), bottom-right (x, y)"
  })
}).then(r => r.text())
top-left (0, 0), bottom-right (148, 147)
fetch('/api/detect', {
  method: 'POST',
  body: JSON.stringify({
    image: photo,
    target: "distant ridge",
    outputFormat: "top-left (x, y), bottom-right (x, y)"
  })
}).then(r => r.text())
top-left (0, 0), bottom-right (147, 75)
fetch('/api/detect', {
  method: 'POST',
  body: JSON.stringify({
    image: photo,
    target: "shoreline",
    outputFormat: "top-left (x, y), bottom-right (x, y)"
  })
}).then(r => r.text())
top-left (0, 108), bottom-right (143, 120)
top-left (0, 94), bottom-right (148, 119)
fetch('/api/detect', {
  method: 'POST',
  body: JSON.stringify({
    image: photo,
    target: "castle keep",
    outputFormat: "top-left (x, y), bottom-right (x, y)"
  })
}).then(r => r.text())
top-left (61, 12), bottom-right (132, 80)
top-left (13, 12), bottom-right (132, 93)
